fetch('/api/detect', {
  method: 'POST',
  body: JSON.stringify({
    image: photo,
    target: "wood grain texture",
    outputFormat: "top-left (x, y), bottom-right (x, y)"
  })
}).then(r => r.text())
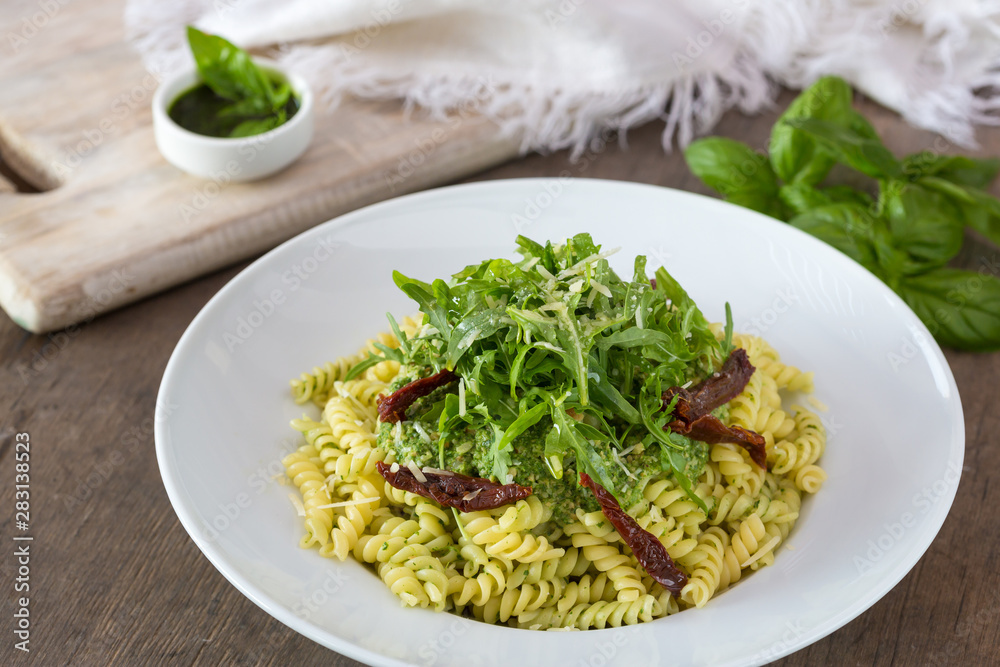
top-left (1, 90), bottom-right (999, 667)
top-left (0, 0), bottom-right (518, 334)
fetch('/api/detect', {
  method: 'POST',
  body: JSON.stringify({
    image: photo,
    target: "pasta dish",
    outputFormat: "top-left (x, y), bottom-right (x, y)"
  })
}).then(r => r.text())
top-left (282, 234), bottom-right (827, 630)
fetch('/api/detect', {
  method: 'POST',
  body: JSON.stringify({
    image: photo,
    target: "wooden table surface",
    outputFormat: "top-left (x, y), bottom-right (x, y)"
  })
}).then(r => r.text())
top-left (2, 90), bottom-right (999, 666)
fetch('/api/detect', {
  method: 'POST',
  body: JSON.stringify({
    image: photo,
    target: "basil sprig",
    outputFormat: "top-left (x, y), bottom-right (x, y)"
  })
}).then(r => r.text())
top-left (186, 26), bottom-right (293, 137)
top-left (685, 76), bottom-right (1000, 352)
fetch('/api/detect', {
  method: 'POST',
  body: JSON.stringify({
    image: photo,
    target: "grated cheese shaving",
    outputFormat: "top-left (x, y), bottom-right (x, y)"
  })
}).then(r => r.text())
top-left (422, 467), bottom-right (454, 476)
top-left (808, 396), bottom-right (829, 412)
top-left (407, 461), bottom-right (427, 483)
top-left (741, 535), bottom-right (781, 568)
top-left (610, 448), bottom-right (637, 481)
top-left (288, 493), bottom-right (306, 517)
top-left (413, 422), bottom-right (431, 443)
top-left (316, 497), bottom-right (380, 510)
top-left (536, 264), bottom-right (556, 281)
top-left (389, 462), bottom-right (400, 473)
top-left (590, 280), bottom-right (612, 298)
top-left (458, 378), bottom-right (466, 417)
top-left (462, 488), bottom-right (482, 501)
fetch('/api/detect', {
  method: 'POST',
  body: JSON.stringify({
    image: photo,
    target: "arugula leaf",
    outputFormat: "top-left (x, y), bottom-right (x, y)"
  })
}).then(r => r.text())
top-left (392, 270), bottom-right (452, 344)
top-left (486, 402), bottom-right (548, 481)
top-left (898, 269), bottom-right (1000, 352)
top-left (722, 302), bottom-right (734, 357)
top-left (586, 355), bottom-right (640, 424)
top-left (769, 76), bottom-right (854, 185)
top-left (546, 406), bottom-right (617, 492)
top-left (653, 266), bottom-right (722, 366)
top-left (661, 434), bottom-right (710, 513)
top-left (445, 308), bottom-right (507, 367)
top-left (782, 117), bottom-right (902, 179)
top-left (684, 138), bottom-right (787, 219)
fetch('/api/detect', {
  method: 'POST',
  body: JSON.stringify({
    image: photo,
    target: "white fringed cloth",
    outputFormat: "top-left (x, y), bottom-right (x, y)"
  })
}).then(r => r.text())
top-left (125, 0), bottom-right (1000, 155)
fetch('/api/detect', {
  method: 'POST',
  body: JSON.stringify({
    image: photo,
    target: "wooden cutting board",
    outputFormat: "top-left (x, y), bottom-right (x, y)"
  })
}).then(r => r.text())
top-left (0, 0), bottom-right (519, 334)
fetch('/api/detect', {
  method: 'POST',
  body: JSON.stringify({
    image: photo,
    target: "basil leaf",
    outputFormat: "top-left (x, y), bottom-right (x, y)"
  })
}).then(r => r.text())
top-left (684, 138), bottom-right (786, 219)
top-left (898, 269), bottom-right (1000, 352)
top-left (903, 153), bottom-right (1000, 189)
top-left (229, 112), bottom-right (284, 138)
top-left (217, 96), bottom-right (274, 119)
top-left (779, 183), bottom-right (833, 216)
top-left (956, 187), bottom-right (1000, 250)
top-left (919, 179), bottom-right (1000, 249)
top-left (783, 116), bottom-right (902, 179)
top-left (187, 26), bottom-right (273, 105)
top-left (769, 76), bottom-right (854, 185)
top-left (882, 182), bottom-right (964, 273)
top-left (823, 185), bottom-right (876, 208)
top-left (787, 204), bottom-right (879, 270)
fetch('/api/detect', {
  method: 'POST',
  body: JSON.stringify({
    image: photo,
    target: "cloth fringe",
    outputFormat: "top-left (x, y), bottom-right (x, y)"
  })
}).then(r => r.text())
top-left (124, 0), bottom-right (1000, 155)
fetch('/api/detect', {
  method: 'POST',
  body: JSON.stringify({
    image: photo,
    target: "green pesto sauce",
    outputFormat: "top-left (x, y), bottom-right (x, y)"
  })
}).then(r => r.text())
top-left (167, 82), bottom-right (299, 138)
top-left (377, 375), bottom-right (668, 525)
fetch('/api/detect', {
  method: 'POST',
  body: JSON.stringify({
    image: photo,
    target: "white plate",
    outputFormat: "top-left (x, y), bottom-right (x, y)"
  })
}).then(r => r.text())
top-left (156, 179), bottom-right (964, 667)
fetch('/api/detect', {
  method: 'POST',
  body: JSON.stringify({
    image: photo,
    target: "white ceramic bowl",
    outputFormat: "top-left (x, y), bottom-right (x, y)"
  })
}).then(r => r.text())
top-left (152, 60), bottom-right (313, 182)
top-left (156, 179), bottom-right (964, 666)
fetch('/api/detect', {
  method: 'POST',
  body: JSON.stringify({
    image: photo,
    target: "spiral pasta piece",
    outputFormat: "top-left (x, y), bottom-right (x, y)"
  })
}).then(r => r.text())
top-left (566, 528), bottom-right (646, 601)
top-left (728, 513), bottom-right (780, 570)
top-left (561, 595), bottom-right (659, 630)
top-left (290, 357), bottom-right (359, 406)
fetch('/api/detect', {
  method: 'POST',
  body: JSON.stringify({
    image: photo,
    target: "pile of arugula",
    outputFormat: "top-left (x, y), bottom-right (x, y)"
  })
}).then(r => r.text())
top-left (349, 234), bottom-right (732, 509)
top-left (179, 27), bottom-right (296, 138)
top-left (685, 76), bottom-right (1000, 352)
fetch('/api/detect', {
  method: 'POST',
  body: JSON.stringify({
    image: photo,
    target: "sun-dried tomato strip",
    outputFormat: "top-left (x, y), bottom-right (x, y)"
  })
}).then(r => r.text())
top-left (579, 472), bottom-right (687, 596)
top-left (376, 369), bottom-right (458, 423)
top-left (376, 461), bottom-right (532, 512)
top-left (662, 348), bottom-right (766, 468)
top-left (662, 348), bottom-right (756, 420)
top-left (673, 415), bottom-right (767, 468)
